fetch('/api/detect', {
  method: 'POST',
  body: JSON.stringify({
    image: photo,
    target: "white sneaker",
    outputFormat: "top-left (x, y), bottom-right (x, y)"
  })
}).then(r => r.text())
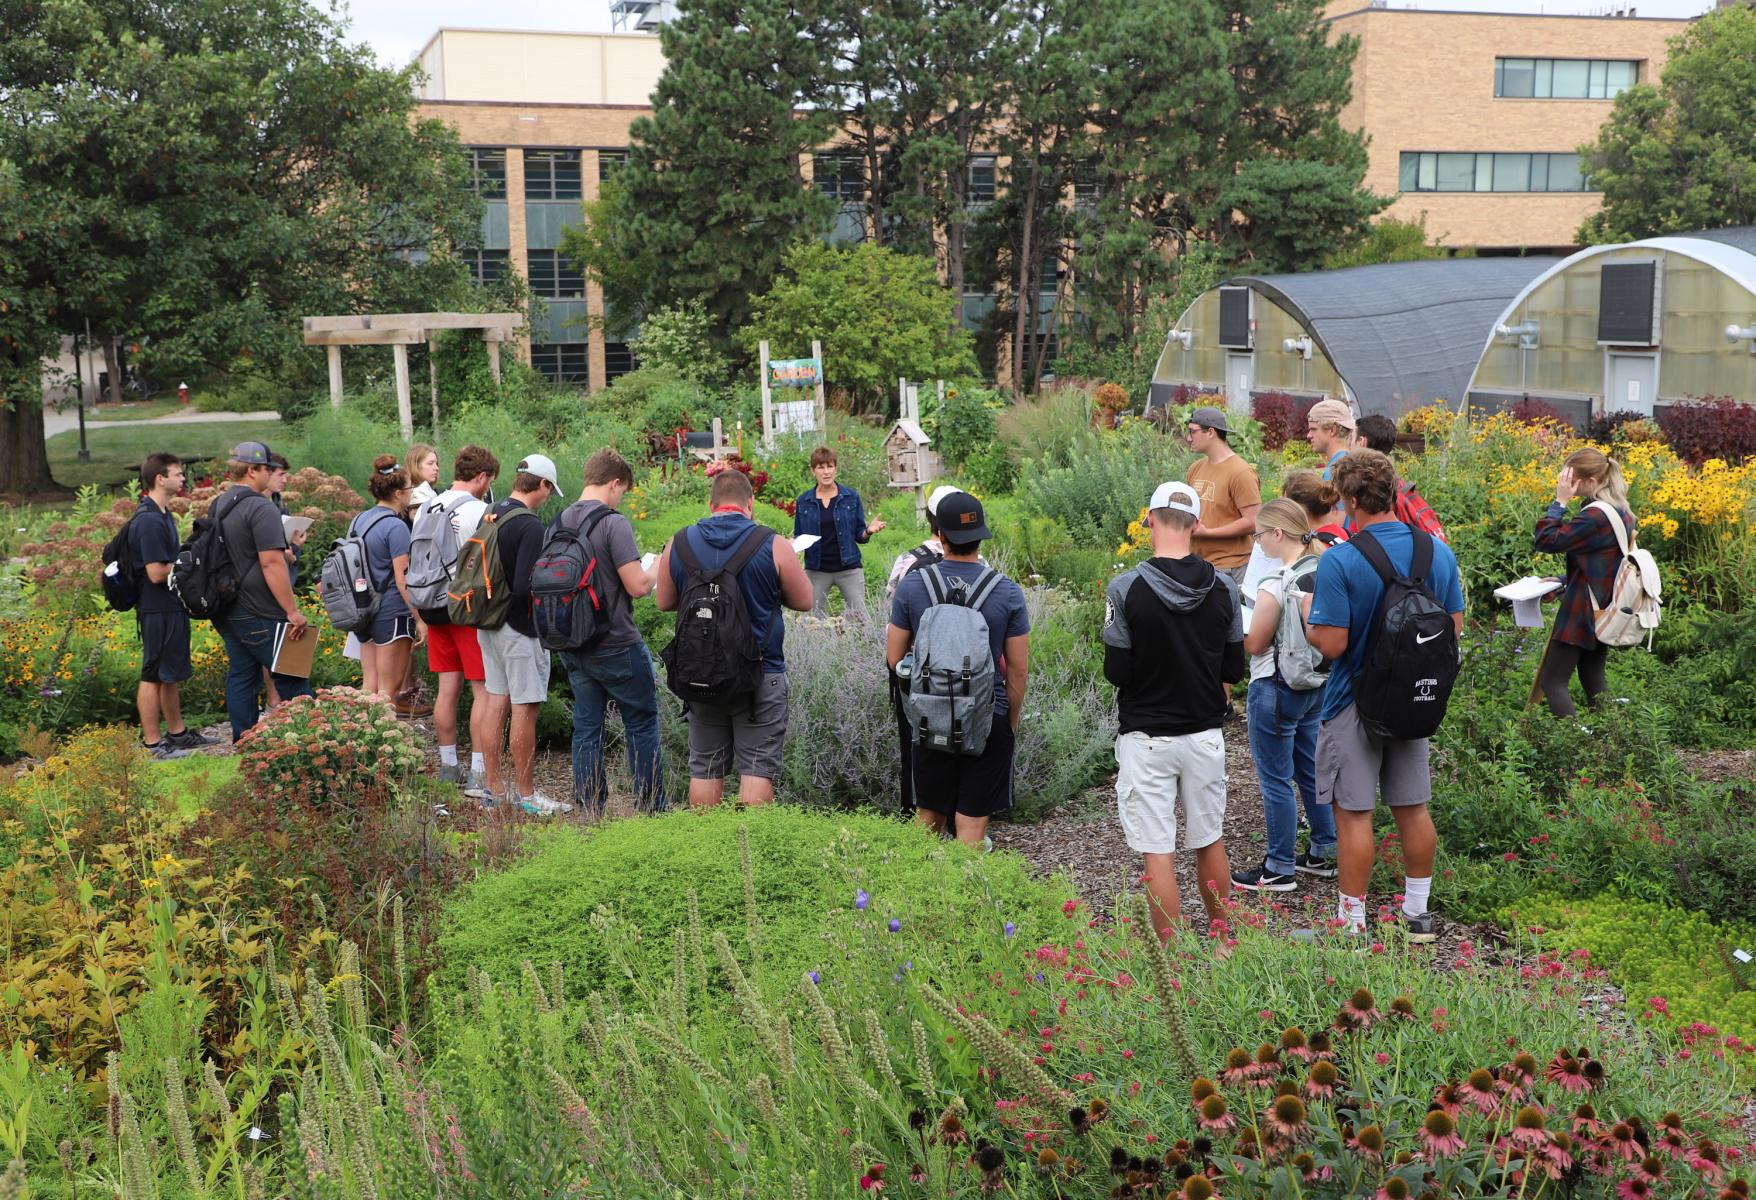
top-left (518, 791), bottom-right (572, 816)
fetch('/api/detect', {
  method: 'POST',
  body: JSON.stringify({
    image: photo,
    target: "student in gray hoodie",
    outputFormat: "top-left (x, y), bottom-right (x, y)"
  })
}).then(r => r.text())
top-left (1103, 482), bottom-right (1245, 945)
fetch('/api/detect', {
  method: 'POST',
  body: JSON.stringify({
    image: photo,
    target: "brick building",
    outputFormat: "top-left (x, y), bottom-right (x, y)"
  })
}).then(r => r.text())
top-left (1326, 3), bottom-right (1691, 253)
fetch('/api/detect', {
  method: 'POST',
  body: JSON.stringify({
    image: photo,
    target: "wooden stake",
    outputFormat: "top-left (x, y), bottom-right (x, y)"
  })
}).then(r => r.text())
top-left (392, 343), bottom-right (413, 440)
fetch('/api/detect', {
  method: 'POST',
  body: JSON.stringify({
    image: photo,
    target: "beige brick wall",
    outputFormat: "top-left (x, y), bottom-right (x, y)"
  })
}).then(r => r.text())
top-left (1328, 8), bottom-right (1691, 249)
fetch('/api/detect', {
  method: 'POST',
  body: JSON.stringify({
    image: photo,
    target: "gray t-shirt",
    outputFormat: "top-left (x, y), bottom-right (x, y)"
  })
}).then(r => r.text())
top-left (889, 560), bottom-right (1031, 716)
top-left (556, 499), bottom-right (644, 650)
top-left (216, 484), bottom-right (289, 621)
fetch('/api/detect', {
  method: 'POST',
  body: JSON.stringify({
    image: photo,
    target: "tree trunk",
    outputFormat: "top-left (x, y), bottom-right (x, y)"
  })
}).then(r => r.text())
top-left (0, 397), bottom-right (60, 497)
top-left (1011, 146), bottom-right (1040, 394)
top-left (102, 334), bottom-right (124, 406)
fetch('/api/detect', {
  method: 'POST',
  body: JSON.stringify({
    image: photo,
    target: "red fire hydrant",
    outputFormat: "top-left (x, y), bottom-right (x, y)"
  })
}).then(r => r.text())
top-left (178, 381), bottom-right (189, 406)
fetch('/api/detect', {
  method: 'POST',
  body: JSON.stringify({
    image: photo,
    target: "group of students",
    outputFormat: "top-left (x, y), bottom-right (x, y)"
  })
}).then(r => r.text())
top-left (116, 404), bottom-right (1647, 941)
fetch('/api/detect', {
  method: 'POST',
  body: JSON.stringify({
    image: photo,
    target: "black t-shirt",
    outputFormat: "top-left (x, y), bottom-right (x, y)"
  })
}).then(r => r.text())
top-left (489, 497), bottom-right (546, 639)
top-left (216, 484), bottom-right (290, 621)
top-left (127, 496), bottom-right (182, 615)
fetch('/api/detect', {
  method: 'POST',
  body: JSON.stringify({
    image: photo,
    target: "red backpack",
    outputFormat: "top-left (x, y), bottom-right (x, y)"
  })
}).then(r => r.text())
top-left (1393, 479), bottom-right (1447, 544)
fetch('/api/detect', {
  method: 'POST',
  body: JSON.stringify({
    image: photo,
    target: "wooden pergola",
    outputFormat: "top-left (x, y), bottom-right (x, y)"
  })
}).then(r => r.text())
top-left (302, 312), bottom-right (521, 438)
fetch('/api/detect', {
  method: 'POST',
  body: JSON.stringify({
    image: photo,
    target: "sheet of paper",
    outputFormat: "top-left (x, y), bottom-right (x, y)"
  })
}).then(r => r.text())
top-left (282, 515), bottom-right (314, 538)
top-left (791, 534), bottom-right (821, 554)
top-left (640, 552), bottom-right (659, 572)
top-left (1494, 576), bottom-right (1563, 629)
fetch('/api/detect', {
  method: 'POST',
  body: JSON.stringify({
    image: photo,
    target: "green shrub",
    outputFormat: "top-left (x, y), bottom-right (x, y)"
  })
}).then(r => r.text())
top-left (435, 805), bottom-right (1073, 1000)
top-left (235, 687), bottom-right (425, 813)
top-left (1020, 419), bottom-right (1195, 545)
top-left (926, 384), bottom-right (1001, 470)
top-left (1506, 892), bottom-right (1756, 1048)
top-left (1001, 386), bottom-right (1093, 470)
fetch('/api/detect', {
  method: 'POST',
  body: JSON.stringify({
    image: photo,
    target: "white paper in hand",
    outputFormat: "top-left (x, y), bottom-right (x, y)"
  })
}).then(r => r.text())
top-left (1493, 576), bottom-right (1563, 629)
top-left (282, 515), bottom-right (314, 538)
top-left (791, 534), bottom-right (821, 554)
top-left (640, 552), bottom-right (659, 572)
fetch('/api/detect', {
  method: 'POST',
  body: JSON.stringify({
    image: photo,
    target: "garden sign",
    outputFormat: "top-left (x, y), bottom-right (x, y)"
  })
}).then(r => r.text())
top-left (758, 339), bottom-right (828, 448)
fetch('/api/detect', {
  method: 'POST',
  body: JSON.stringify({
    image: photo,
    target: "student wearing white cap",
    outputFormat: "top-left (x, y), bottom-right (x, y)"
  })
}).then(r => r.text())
top-left (1102, 481), bottom-right (1245, 945)
top-left (883, 484), bottom-right (964, 811)
top-left (471, 453), bottom-right (567, 814)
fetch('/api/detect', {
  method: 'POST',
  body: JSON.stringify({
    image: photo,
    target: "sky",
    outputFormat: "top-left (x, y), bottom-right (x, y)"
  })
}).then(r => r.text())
top-left (338, 0), bottom-right (1718, 68)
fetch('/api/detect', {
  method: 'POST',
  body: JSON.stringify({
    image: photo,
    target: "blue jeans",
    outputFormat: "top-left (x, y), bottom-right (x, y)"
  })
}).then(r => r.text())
top-left (560, 641), bottom-right (666, 813)
top-left (1247, 677), bottom-right (1334, 875)
top-left (217, 611), bottom-right (314, 742)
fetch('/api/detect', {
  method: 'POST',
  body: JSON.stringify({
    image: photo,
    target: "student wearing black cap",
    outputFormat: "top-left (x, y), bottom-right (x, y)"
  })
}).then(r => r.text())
top-left (886, 493), bottom-right (1031, 848)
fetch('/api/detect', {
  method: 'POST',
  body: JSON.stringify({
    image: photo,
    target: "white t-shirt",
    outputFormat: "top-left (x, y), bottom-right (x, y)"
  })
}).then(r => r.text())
top-left (1248, 571), bottom-right (1290, 682)
top-left (429, 487), bottom-right (487, 543)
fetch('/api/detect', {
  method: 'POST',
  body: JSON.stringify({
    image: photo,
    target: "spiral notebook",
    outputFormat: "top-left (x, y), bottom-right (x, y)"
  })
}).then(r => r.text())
top-left (270, 622), bottom-right (317, 678)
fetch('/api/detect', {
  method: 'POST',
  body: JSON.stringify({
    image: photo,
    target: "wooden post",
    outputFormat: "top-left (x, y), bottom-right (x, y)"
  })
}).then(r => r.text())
top-left (711, 417), bottom-right (724, 458)
top-left (428, 339), bottom-right (441, 434)
top-left (898, 376), bottom-right (910, 421)
top-left (327, 345), bottom-right (344, 410)
top-left (759, 340), bottom-right (774, 449)
top-left (392, 343), bottom-right (413, 440)
top-left (811, 338), bottom-right (826, 432)
top-left (486, 339), bottom-right (502, 385)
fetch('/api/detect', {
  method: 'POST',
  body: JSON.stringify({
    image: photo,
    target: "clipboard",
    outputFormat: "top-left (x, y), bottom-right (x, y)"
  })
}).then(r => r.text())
top-left (270, 622), bottom-right (317, 678)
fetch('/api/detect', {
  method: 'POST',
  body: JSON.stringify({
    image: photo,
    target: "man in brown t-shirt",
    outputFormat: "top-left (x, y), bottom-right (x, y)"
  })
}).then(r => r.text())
top-left (1184, 406), bottom-right (1262, 586)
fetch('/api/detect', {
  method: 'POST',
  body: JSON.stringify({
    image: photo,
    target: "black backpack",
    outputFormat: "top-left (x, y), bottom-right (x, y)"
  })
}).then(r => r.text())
top-left (99, 516), bottom-right (142, 612)
top-left (529, 505), bottom-right (617, 652)
top-left (170, 489), bottom-right (244, 620)
top-left (1349, 526), bottom-right (1459, 741)
top-left (659, 525), bottom-right (774, 705)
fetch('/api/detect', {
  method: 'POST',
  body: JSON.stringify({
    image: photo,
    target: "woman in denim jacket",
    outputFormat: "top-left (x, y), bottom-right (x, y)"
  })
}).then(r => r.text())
top-left (793, 446), bottom-right (885, 621)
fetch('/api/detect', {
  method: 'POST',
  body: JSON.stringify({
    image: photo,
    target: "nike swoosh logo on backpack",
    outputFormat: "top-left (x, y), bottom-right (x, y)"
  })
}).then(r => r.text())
top-left (1415, 631), bottom-right (1443, 644)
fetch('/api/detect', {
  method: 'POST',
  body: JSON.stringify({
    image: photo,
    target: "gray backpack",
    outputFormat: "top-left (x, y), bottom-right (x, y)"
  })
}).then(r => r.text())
top-left (406, 492), bottom-right (472, 612)
top-left (319, 509), bottom-right (399, 634)
top-left (905, 565), bottom-right (1004, 756)
top-left (1271, 555), bottom-right (1329, 691)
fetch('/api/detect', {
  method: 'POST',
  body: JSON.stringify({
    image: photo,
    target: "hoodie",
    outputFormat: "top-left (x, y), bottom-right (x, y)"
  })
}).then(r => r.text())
top-left (667, 512), bottom-right (786, 673)
top-left (1103, 555), bottom-right (1245, 737)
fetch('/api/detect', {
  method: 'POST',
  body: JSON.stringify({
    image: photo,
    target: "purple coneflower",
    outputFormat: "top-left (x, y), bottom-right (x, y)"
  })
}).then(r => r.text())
top-left (1459, 1068), bottom-right (1499, 1115)
top-left (1421, 1111), bottom-right (1466, 1158)
top-left (1196, 1095), bottom-right (1235, 1133)
top-left (1304, 1060), bottom-right (1340, 1101)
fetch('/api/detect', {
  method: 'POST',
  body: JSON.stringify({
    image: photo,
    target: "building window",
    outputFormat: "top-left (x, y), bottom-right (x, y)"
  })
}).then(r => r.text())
top-left (1071, 163), bottom-right (1101, 214)
top-left (604, 341), bottom-right (639, 382)
top-left (813, 152), bottom-right (865, 202)
top-left (967, 157), bottom-right (996, 206)
top-left (526, 249), bottom-right (585, 299)
top-left (525, 150), bottom-right (583, 200)
top-left (598, 149), bottom-right (629, 182)
top-left (464, 249), bottom-right (509, 287)
top-left (468, 148), bottom-right (506, 198)
top-left (1495, 58), bottom-right (1638, 100)
top-left (531, 344), bottom-right (589, 384)
top-left (1398, 151), bottom-right (1590, 193)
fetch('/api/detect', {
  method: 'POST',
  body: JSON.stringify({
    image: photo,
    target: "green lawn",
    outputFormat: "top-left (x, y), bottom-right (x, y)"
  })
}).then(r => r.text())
top-left (45, 419), bottom-right (283, 490)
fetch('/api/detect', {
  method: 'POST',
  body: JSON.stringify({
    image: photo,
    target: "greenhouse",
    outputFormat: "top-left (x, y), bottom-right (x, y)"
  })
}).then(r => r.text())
top-left (1149, 256), bottom-right (1559, 420)
top-left (1468, 227), bottom-right (1756, 427)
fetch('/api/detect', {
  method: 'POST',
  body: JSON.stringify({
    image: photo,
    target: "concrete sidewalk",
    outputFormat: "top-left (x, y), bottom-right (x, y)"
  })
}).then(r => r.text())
top-left (42, 407), bottom-right (280, 439)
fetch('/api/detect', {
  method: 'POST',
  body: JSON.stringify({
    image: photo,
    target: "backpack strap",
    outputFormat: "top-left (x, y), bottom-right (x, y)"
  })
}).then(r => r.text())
top-left (1586, 501), bottom-right (1633, 557)
top-left (921, 563), bottom-right (949, 606)
top-left (355, 507), bottom-right (401, 539)
top-left (1348, 525), bottom-right (1398, 588)
top-left (963, 567), bottom-right (1004, 612)
top-left (671, 526), bottom-right (702, 575)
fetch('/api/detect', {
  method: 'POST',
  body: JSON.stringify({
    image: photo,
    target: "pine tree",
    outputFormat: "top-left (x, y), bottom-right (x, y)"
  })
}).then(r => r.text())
top-left (565, 0), bottom-right (841, 349)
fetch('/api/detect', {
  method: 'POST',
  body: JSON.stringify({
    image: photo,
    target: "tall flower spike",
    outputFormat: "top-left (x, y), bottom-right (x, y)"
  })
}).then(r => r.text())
top-left (918, 985), bottom-right (1070, 1111)
top-left (1130, 893), bottom-right (1200, 1078)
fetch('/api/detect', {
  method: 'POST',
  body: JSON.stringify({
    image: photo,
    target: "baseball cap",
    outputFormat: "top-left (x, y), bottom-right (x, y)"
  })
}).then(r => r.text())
top-left (1307, 398), bottom-right (1357, 431)
top-left (230, 441), bottom-right (272, 466)
top-left (925, 485), bottom-right (964, 516)
top-left (516, 453), bottom-right (565, 498)
top-left (1188, 406), bottom-right (1231, 434)
top-left (1148, 481), bottom-right (1201, 520)
top-left (936, 491), bottom-right (992, 542)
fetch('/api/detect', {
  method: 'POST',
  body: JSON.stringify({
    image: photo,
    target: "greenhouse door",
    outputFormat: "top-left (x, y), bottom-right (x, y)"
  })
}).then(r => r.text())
top-left (1605, 353), bottom-right (1657, 418)
top-left (1227, 354), bottom-right (1253, 411)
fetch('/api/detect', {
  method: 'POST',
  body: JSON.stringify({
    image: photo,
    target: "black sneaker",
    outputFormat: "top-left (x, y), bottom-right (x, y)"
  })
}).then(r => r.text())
top-left (145, 741), bottom-right (192, 761)
top-left (165, 727), bottom-right (219, 750)
top-left (1402, 910), bottom-right (1438, 944)
top-left (1294, 851), bottom-right (1338, 878)
top-left (1232, 862), bottom-right (1297, 893)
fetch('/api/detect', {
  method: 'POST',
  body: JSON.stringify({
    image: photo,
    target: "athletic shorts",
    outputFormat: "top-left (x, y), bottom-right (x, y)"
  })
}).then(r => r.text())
top-left (368, 611), bottom-right (415, 646)
top-left (686, 672), bottom-right (788, 782)
top-left (480, 623), bottom-right (551, 705)
top-left (1114, 728), bottom-right (1226, 854)
top-left (137, 610), bottom-right (193, 684)
top-left (426, 622), bottom-right (484, 681)
top-left (1316, 702), bottom-right (1432, 812)
top-left (913, 715), bottom-right (1016, 820)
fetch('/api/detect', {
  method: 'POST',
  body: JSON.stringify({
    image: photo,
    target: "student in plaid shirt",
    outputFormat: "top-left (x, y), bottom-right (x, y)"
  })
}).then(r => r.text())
top-left (1533, 448), bottom-right (1634, 718)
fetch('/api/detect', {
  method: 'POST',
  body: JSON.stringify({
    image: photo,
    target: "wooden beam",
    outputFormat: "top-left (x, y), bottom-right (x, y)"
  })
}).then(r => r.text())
top-left (327, 345), bottom-right (343, 410)
top-left (303, 328), bottom-right (424, 347)
top-left (392, 344), bottom-right (413, 440)
top-left (303, 312), bottom-right (519, 334)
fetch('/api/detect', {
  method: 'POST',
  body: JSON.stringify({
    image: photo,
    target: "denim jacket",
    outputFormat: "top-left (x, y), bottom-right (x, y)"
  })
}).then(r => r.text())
top-left (792, 483), bottom-right (869, 571)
